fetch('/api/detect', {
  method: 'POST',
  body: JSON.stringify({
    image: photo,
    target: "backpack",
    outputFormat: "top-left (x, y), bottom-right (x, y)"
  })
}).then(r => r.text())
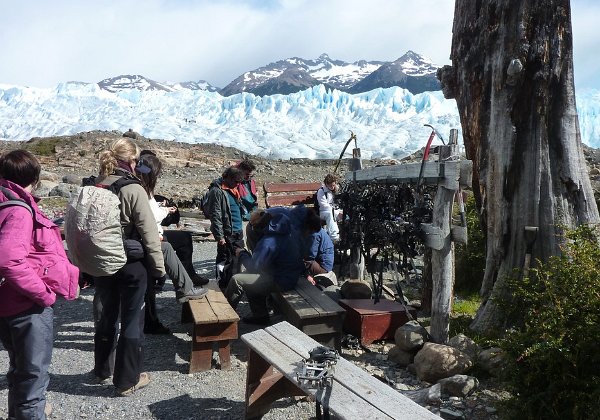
top-left (0, 186), bottom-right (79, 300)
top-left (313, 187), bottom-right (324, 213)
top-left (0, 186), bottom-right (33, 216)
top-left (199, 188), bottom-right (211, 219)
top-left (64, 176), bottom-right (140, 277)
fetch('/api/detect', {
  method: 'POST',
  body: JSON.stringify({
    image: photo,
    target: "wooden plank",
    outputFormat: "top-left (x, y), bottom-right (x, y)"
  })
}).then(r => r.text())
top-left (264, 182), bottom-right (321, 193)
top-left (294, 277), bottom-right (345, 315)
top-left (242, 328), bottom-right (395, 419)
top-left (265, 322), bottom-right (441, 420)
top-left (275, 290), bottom-right (320, 320)
top-left (205, 289), bottom-right (240, 323)
top-left (265, 194), bottom-right (314, 207)
top-left (344, 160), bottom-right (469, 191)
top-left (189, 298), bottom-right (218, 324)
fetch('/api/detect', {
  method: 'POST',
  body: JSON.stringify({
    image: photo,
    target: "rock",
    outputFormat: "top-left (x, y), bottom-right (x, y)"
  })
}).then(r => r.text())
top-left (34, 180), bottom-right (58, 197)
top-left (387, 345), bottom-right (415, 367)
top-left (394, 320), bottom-right (428, 352)
top-left (49, 183), bottom-right (78, 198)
top-left (477, 347), bottom-right (506, 376)
top-left (40, 170), bottom-right (59, 182)
top-left (414, 343), bottom-right (473, 383)
top-left (439, 407), bottom-right (466, 420)
top-left (447, 334), bottom-right (480, 360)
top-left (438, 374), bottom-right (479, 397)
top-left (62, 174), bottom-right (83, 185)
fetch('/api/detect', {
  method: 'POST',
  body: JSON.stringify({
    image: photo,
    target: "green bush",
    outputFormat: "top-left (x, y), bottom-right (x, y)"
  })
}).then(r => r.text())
top-left (455, 193), bottom-right (486, 294)
top-left (25, 138), bottom-right (61, 156)
top-left (499, 225), bottom-right (600, 419)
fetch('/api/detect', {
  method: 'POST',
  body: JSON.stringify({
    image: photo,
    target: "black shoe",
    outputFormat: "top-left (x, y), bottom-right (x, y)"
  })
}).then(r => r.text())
top-left (191, 274), bottom-right (210, 287)
top-left (144, 323), bottom-right (171, 335)
top-left (242, 315), bottom-right (271, 326)
top-left (177, 287), bottom-right (209, 303)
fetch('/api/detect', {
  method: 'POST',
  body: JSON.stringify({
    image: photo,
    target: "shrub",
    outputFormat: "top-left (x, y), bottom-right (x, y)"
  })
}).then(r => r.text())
top-left (499, 225), bottom-right (600, 419)
top-left (455, 193), bottom-right (486, 293)
top-left (25, 138), bottom-right (61, 156)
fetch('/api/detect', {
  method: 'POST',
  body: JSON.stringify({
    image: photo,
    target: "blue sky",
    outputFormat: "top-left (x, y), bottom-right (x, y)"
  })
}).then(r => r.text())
top-left (0, 0), bottom-right (598, 89)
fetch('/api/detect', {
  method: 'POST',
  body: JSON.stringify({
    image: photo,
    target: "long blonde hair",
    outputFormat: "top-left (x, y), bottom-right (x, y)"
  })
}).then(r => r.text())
top-left (98, 138), bottom-right (140, 176)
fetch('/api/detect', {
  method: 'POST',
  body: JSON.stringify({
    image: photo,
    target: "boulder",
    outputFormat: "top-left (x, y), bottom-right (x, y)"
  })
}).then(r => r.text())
top-left (394, 320), bottom-right (428, 352)
top-left (49, 183), bottom-right (78, 198)
top-left (437, 374), bottom-right (479, 397)
top-left (414, 343), bottom-right (473, 383)
top-left (447, 333), bottom-right (480, 360)
top-left (477, 347), bottom-right (506, 376)
top-left (387, 345), bottom-right (415, 367)
top-left (62, 174), bottom-right (84, 185)
top-left (39, 170), bottom-right (59, 182)
top-left (34, 180), bottom-right (58, 197)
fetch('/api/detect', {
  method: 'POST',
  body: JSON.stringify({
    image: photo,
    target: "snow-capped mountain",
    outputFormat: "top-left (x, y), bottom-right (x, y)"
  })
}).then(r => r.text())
top-left (349, 51), bottom-right (441, 94)
top-left (220, 53), bottom-right (384, 96)
top-left (98, 75), bottom-right (218, 93)
top-left (1, 83), bottom-right (598, 160)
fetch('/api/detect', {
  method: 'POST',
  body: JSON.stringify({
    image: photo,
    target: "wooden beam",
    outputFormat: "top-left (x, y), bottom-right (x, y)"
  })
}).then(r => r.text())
top-left (344, 160), bottom-right (472, 191)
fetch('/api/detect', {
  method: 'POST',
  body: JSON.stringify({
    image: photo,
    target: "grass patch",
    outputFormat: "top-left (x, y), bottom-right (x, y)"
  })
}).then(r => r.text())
top-left (453, 293), bottom-right (480, 316)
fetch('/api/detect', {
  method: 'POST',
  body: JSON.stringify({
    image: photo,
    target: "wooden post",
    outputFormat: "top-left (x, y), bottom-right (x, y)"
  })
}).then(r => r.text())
top-left (430, 136), bottom-right (459, 344)
top-left (348, 148), bottom-right (365, 280)
top-left (430, 184), bottom-right (454, 344)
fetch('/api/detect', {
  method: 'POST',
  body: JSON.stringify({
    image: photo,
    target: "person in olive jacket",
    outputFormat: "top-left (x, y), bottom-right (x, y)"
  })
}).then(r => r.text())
top-left (91, 138), bottom-right (166, 397)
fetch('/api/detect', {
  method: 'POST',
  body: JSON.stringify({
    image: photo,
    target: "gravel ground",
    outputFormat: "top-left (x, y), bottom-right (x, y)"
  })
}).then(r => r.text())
top-left (0, 240), bottom-right (316, 420)
top-left (0, 238), bottom-right (506, 420)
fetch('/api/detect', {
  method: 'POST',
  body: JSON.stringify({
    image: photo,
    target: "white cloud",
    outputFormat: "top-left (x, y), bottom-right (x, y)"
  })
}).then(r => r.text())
top-left (0, 0), bottom-right (597, 89)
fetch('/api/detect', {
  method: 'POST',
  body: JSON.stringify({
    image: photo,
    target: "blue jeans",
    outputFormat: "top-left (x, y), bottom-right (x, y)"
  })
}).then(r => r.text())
top-left (93, 260), bottom-right (147, 390)
top-left (0, 304), bottom-right (53, 420)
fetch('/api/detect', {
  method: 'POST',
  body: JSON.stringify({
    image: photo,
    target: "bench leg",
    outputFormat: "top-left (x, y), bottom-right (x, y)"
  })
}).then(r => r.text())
top-left (190, 340), bottom-right (212, 373)
top-left (245, 349), bottom-right (304, 419)
top-left (217, 340), bottom-right (231, 370)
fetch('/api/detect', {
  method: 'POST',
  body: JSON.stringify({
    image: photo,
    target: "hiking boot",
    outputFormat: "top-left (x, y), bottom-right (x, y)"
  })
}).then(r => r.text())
top-left (242, 314), bottom-right (271, 326)
top-left (117, 372), bottom-right (150, 397)
top-left (176, 287), bottom-right (208, 303)
top-left (191, 273), bottom-right (210, 287)
top-left (144, 322), bottom-right (171, 335)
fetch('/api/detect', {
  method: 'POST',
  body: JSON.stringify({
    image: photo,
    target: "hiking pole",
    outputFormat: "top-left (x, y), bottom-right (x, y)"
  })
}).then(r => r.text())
top-left (333, 131), bottom-right (357, 174)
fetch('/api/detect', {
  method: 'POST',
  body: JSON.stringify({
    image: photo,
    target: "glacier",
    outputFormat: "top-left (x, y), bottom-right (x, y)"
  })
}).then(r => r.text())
top-left (0, 83), bottom-right (598, 159)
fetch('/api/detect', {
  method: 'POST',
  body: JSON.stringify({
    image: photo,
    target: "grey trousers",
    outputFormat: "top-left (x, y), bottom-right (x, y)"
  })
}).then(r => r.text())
top-left (225, 272), bottom-right (275, 317)
top-left (0, 304), bottom-right (53, 420)
top-left (161, 241), bottom-right (194, 297)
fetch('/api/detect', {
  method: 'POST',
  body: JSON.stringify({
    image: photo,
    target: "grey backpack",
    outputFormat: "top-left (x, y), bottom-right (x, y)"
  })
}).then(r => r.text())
top-left (64, 176), bottom-right (138, 277)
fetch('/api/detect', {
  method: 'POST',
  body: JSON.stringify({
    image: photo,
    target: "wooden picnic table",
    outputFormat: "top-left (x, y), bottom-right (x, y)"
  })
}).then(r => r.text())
top-left (241, 321), bottom-right (440, 419)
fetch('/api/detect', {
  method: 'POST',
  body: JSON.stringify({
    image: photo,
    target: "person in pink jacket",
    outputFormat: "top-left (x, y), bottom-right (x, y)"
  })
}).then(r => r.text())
top-left (0, 149), bottom-right (79, 419)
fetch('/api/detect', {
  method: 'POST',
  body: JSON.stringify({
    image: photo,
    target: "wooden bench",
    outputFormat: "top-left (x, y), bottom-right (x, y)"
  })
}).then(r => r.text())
top-left (263, 182), bottom-right (321, 208)
top-left (271, 277), bottom-right (345, 350)
top-left (241, 321), bottom-right (440, 419)
top-left (181, 283), bottom-right (240, 373)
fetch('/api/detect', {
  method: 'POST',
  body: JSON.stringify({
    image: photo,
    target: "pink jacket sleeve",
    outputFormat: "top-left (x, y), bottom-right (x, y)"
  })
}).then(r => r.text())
top-left (0, 207), bottom-right (56, 307)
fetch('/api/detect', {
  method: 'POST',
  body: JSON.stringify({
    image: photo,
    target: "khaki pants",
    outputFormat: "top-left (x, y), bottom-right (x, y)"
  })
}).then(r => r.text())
top-left (225, 272), bottom-right (275, 317)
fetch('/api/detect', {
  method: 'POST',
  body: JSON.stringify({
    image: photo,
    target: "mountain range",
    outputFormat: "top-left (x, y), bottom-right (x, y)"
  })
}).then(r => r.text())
top-left (96, 51), bottom-right (440, 97)
top-left (1, 50), bottom-right (598, 160)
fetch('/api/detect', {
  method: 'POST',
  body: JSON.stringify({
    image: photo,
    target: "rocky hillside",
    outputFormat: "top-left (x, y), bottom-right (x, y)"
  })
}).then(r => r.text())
top-left (0, 130), bottom-right (377, 206)
top-left (2, 130), bottom-right (599, 211)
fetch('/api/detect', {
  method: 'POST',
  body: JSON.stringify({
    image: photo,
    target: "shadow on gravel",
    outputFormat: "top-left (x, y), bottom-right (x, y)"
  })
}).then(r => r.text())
top-left (47, 373), bottom-right (118, 397)
top-left (148, 394), bottom-right (245, 419)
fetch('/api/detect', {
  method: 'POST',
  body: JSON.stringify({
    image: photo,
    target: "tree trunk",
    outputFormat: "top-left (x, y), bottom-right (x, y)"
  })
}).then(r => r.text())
top-left (438, 0), bottom-right (599, 333)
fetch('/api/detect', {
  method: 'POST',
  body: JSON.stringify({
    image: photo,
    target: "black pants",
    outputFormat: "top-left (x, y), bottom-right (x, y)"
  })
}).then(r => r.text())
top-left (216, 230), bottom-right (245, 289)
top-left (163, 230), bottom-right (195, 278)
top-left (93, 260), bottom-right (147, 390)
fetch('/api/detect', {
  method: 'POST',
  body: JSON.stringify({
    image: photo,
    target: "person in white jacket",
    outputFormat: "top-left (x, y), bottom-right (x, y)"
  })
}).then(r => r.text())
top-left (316, 173), bottom-right (341, 241)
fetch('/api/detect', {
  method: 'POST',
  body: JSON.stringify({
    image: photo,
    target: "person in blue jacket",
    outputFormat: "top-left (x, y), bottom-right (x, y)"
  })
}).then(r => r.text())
top-left (225, 209), bottom-right (321, 324)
